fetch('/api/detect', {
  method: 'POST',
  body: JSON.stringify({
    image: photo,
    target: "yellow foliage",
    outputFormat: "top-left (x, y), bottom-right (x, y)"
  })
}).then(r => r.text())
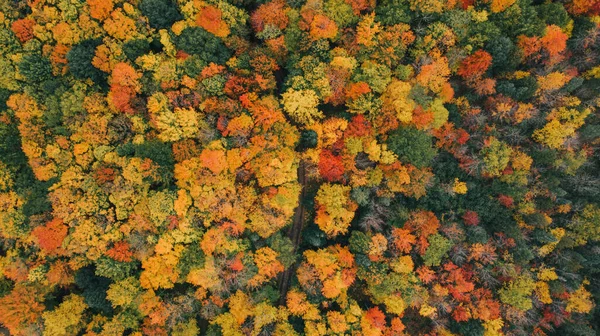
top-left (483, 318), bottom-right (504, 336)
top-left (452, 178), bottom-right (468, 194)
top-left (419, 304), bottom-right (436, 317)
top-left (384, 295), bottom-right (406, 316)
top-left (535, 281), bottom-right (552, 304)
top-left (357, 13), bottom-right (380, 47)
top-left (229, 290), bottom-right (253, 325)
top-left (382, 80), bottom-right (415, 123)
top-left (314, 184), bottom-right (357, 237)
top-left (566, 284), bottom-right (594, 313)
top-left (538, 267), bottom-right (558, 281)
top-left (390, 255), bottom-right (414, 274)
top-left (282, 89), bottom-right (323, 125)
top-left (538, 228), bottom-right (565, 256)
top-left (327, 311), bottom-right (348, 333)
top-left (106, 277), bottom-right (141, 308)
top-left (139, 245), bottom-right (182, 290)
top-left (490, 0), bottom-right (515, 13)
top-left (42, 294), bottom-right (87, 336)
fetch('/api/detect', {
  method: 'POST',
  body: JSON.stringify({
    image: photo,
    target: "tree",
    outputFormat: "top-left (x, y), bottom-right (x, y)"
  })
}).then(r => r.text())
top-left (32, 218), bottom-right (68, 253)
top-left (282, 89), bottom-right (323, 125)
top-left (139, 0), bottom-right (182, 29)
top-left (175, 27), bottom-right (231, 64)
top-left (457, 50), bottom-right (492, 79)
top-left (314, 184), bottom-right (357, 237)
top-left (42, 294), bottom-right (87, 336)
top-left (0, 285), bottom-right (45, 335)
top-left (18, 54), bottom-right (53, 83)
top-left (387, 127), bottom-right (437, 168)
top-left (67, 39), bottom-right (106, 84)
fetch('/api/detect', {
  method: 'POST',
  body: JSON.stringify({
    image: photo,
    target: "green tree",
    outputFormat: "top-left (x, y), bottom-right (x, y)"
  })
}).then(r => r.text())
top-left (387, 127), bottom-right (437, 168)
top-left (139, 0), bottom-right (183, 29)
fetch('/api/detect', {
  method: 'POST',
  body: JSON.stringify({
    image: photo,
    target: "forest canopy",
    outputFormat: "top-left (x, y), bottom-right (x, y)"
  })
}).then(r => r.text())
top-left (0, 0), bottom-right (599, 335)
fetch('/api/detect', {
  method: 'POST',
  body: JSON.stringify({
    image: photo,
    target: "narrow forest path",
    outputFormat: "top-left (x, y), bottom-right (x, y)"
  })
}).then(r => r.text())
top-left (278, 160), bottom-right (306, 305)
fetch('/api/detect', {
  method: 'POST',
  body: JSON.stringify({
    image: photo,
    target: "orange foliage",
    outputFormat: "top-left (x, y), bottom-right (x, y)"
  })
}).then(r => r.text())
top-left (541, 25), bottom-right (568, 58)
top-left (416, 56), bottom-right (450, 93)
top-left (346, 82), bottom-right (371, 100)
top-left (197, 5), bottom-right (230, 37)
top-left (567, 0), bottom-right (600, 16)
top-left (173, 139), bottom-right (200, 162)
top-left (250, 0), bottom-right (289, 33)
top-left (404, 210), bottom-right (440, 254)
top-left (109, 85), bottom-right (137, 114)
top-left (365, 307), bottom-right (386, 329)
top-left (417, 266), bottom-right (436, 284)
top-left (199, 149), bottom-right (228, 175)
top-left (11, 19), bottom-right (35, 43)
top-left (50, 44), bottom-right (70, 75)
top-left (0, 285), bottom-right (45, 335)
top-left (32, 218), bottom-right (68, 253)
top-left (310, 14), bottom-right (338, 40)
top-left (498, 194), bottom-right (514, 207)
top-left (88, 0), bottom-right (114, 21)
top-left (391, 228), bottom-right (416, 253)
top-left (46, 261), bottom-right (74, 287)
top-left (94, 166), bottom-right (116, 185)
top-left (452, 305), bottom-right (471, 322)
top-left (518, 35), bottom-right (542, 59)
top-left (106, 241), bottom-right (134, 262)
top-left (346, 0), bottom-right (374, 14)
top-left (111, 62), bottom-right (142, 91)
top-left (458, 50), bottom-right (492, 78)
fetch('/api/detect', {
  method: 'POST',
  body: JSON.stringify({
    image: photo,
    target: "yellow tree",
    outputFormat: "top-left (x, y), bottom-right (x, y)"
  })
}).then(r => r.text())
top-left (314, 184), bottom-right (357, 237)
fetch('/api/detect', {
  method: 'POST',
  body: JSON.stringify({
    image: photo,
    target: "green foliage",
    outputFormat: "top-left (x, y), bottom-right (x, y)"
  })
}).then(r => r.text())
top-left (422, 233), bottom-right (452, 267)
top-left (175, 27), bottom-right (231, 64)
top-left (122, 39), bottom-right (151, 62)
top-left (66, 39), bottom-right (106, 85)
top-left (18, 54), bottom-right (52, 83)
top-left (139, 0), bottom-right (183, 29)
top-left (387, 127), bottom-right (437, 168)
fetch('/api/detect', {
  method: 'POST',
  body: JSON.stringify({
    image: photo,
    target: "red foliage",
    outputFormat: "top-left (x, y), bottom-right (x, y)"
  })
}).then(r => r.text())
top-left (498, 194), bottom-right (514, 208)
top-left (457, 50), bottom-right (493, 78)
top-left (462, 210), bottom-right (480, 226)
top-left (460, 0), bottom-right (475, 10)
top-left (32, 218), bottom-right (68, 253)
top-left (319, 149), bottom-right (345, 182)
top-left (452, 305), bottom-right (470, 322)
top-left (345, 114), bottom-right (372, 137)
top-left (325, 68), bottom-right (350, 106)
top-left (11, 18), bottom-right (35, 43)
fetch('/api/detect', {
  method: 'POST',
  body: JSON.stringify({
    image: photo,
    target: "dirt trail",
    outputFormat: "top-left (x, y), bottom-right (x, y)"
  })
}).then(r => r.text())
top-left (278, 160), bottom-right (306, 305)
